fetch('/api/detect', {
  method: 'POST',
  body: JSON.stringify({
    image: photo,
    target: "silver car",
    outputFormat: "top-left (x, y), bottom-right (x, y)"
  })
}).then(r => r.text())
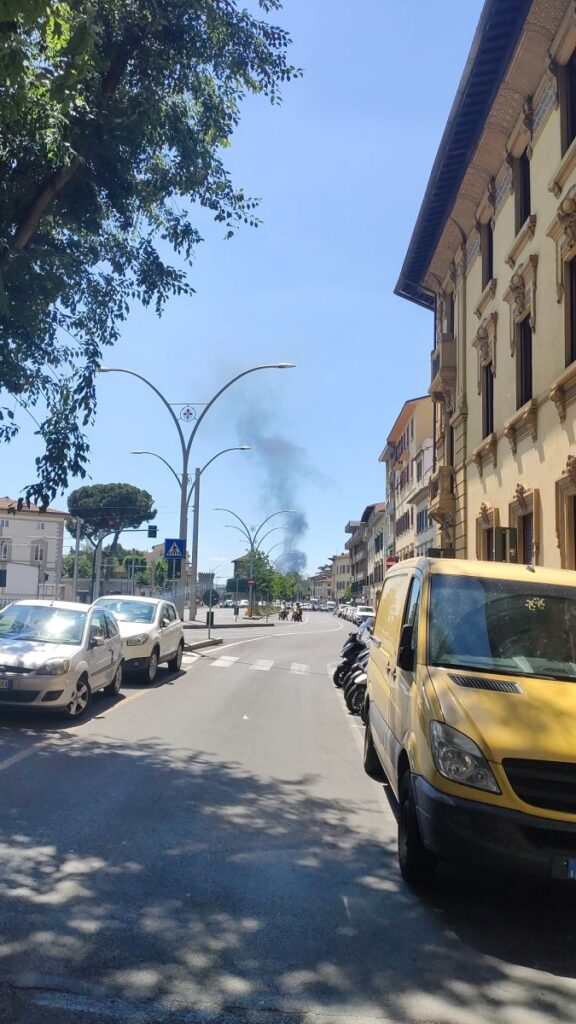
top-left (0, 600), bottom-right (123, 719)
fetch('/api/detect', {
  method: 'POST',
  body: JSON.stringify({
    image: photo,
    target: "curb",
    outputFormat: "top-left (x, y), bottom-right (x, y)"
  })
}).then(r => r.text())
top-left (184, 638), bottom-right (224, 651)
top-left (183, 622), bottom-right (275, 630)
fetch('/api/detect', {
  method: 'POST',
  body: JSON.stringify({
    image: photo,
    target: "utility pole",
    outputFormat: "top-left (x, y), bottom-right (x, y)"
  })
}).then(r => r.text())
top-left (72, 517), bottom-right (83, 601)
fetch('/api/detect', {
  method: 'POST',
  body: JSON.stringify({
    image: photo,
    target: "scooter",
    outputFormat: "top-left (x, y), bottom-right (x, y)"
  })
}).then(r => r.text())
top-left (332, 631), bottom-right (367, 687)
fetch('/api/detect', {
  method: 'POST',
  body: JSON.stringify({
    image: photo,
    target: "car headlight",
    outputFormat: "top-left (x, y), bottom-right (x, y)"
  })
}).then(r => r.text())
top-left (37, 658), bottom-right (71, 676)
top-left (429, 721), bottom-right (500, 794)
top-left (126, 633), bottom-right (150, 646)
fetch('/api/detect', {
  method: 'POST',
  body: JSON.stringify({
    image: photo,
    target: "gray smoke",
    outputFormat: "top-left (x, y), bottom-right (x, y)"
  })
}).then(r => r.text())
top-left (236, 419), bottom-right (310, 573)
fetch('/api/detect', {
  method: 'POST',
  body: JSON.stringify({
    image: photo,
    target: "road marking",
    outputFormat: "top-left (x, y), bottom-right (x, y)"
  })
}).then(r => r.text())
top-left (250, 659), bottom-right (274, 671)
top-left (290, 662), bottom-right (309, 674)
top-left (210, 656), bottom-right (239, 669)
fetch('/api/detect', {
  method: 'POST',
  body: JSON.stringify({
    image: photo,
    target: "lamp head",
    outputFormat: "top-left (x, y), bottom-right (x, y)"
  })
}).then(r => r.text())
top-left (274, 363), bottom-right (295, 369)
top-left (96, 366), bottom-right (111, 373)
top-left (238, 445), bottom-right (251, 451)
top-left (131, 450), bottom-right (145, 455)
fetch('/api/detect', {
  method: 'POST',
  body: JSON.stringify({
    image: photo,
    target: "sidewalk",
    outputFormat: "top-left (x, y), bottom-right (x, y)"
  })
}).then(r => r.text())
top-left (183, 607), bottom-right (275, 630)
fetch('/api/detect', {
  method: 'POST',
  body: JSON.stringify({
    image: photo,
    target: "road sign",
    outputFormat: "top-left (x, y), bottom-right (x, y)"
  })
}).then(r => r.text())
top-left (164, 538), bottom-right (185, 559)
top-left (248, 579), bottom-right (255, 585)
top-left (385, 555), bottom-right (398, 569)
top-left (202, 589), bottom-right (220, 606)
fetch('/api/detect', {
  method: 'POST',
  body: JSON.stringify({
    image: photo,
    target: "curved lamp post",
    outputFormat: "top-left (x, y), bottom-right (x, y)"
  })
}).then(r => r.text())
top-left (97, 362), bottom-right (295, 615)
top-left (214, 508), bottom-right (295, 616)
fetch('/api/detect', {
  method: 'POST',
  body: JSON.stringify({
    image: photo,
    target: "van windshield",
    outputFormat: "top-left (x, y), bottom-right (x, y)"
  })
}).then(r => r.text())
top-left (429, 575), bottom-right (576, 680)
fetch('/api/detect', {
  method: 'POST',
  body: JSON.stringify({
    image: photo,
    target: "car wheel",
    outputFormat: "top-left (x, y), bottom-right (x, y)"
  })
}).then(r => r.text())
top-left (398, 771), bottom-right (437, 887)
top-left (142, 648), bottom-right (159, 684)
top-left (168, 642), bottom-right (184, 672)
top-left (104, 660), bottom-right (123, 696)
top-left (363, 715), bottom-right (387, 782)
top-left (65, 676), bottom-right (92, 719)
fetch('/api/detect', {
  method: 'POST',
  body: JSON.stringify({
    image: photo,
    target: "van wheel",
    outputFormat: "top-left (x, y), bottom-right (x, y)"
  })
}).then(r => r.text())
top-left (363, 719), bottom-right (387, 782)
top-left (398, 772), bottom-right (437, 886)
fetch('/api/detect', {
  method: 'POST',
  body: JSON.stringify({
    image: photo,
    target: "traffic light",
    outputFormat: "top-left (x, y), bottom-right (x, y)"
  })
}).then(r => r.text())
top-left (148, 525), bottom-right (158, 538)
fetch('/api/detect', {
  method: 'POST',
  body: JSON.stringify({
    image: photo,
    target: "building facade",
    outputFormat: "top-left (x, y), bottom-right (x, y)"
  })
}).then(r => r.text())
top-left (330, 552), bottom-right (351, 602)
top-left (397, 0), bottom-right (576, 569)
top-left (379, 398), bottom-right (434, 560)
top-left (364, 504), bottom-right (387, 605)
top-left (0, 498), bottom-right (67, 600)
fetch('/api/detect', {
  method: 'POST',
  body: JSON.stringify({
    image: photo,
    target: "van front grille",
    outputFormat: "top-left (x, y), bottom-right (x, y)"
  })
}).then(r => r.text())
top-left (450, 674), bottom-right (523, 694)
top-left (503, 759), bottom-right (576, 814)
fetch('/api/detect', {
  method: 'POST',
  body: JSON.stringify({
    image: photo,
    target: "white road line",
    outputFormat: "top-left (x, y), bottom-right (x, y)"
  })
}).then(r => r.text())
top-left (290, 663), bottom-right (309, 674)
top-left (250, 659), bottom-right (274, 671)
top-left (209, 656), bottom-right (239, 669)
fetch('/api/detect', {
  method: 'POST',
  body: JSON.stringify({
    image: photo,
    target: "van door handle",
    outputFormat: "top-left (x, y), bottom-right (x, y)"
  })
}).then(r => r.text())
top-left (370, 636), bottom-right (381, 647)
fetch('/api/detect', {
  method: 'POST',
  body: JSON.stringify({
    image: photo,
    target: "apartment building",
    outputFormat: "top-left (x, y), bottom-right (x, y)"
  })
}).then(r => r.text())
top-left (365, 504), bottom-right (387, 605)
top-left (396, 0), bottom-right (576, 567)
top-left (379, 398), bottom-right (434, 560)
top-left (330, 552), bottom-right (351, 601)
top-left (0, 497), bottom-right (67, 598)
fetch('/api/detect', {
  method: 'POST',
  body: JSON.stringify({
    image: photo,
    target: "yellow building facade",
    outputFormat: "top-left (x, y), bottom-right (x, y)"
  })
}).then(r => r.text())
top-left (397, 0), bottom-right (576, 569)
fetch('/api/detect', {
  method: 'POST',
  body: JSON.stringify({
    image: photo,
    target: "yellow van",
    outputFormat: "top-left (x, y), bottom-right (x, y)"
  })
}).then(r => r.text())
top-left (363, 557), bottom-right (576, 885)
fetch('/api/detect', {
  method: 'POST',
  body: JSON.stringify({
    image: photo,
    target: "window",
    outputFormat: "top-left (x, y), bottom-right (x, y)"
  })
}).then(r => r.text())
top-left (402, 577), bottom-right (421, 661)
top-left (517, 317), bottom-right (533, 408)
top-left (0, 520), bottom-right (9, 528)
top-left (480, 222), bottom-right (493, 290)
top-left (560, 49), bottom-right (576, 156)
top-left (482, 362), bottom-right (494, 438)
top-left (566, 258), bottom-right (576, 366)
top-left (32, 543), bottom-right (45, 562)
top-left (513, 151), bottom-right (531, 234)
top-left (36, 522), bottom-right (45, 531)
top-left (416, 457), bottom-right (423, 483)
top-left (0, 540), bottom-right (9, 560)
top-left (520, 512), bottom-right (534, 564)
top-left (90, 609), bottom-right (108, 640)
top-left (445, 291), bottom-right (455, 335)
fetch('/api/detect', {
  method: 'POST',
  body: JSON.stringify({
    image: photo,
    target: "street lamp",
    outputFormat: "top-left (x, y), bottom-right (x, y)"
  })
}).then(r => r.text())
top-left (214, 508), bottom-right (295, 616)
top-left (97, 362), bottom-right (295, 614)
top-left (131, 445), bottom-right (251, 614)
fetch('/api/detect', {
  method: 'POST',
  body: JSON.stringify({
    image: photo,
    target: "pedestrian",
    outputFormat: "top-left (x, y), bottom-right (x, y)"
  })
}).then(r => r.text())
top-left (233, 602), bottom-right (239, 621)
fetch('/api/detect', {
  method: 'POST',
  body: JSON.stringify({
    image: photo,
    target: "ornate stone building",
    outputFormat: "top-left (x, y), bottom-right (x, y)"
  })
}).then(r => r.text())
top-left (396, 0), bottom-right (576, 568)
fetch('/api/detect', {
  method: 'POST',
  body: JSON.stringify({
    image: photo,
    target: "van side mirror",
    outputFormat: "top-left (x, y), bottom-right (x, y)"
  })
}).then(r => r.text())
top-left (397, 624), bottom-right (415, 672)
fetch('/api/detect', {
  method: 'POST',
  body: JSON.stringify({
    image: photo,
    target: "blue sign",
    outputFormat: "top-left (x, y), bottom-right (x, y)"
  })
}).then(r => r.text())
top-left (164, 537), bottom-right (185, 559)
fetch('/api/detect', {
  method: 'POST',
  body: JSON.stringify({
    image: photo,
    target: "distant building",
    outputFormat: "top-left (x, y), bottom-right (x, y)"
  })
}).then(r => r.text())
top-left (330, 552), bottom-right (351, 602)
top-left (379, 397), bottom-right (434, 560)
top-left (0, 497), bottom-right (67, 602)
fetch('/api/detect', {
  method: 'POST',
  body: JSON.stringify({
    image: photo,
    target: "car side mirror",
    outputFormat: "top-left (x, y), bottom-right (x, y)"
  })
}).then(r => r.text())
top-left (90, 635), bottom-right (106, 648)
top-left (397, 624), bottom-right (415, 672)
top-left (161, 618), bottom-right (170, 627)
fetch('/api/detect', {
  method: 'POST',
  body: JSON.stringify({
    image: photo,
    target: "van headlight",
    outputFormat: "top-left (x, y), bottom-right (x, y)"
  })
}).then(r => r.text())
top-left (126, 633), bottom-right (149, 646)
top-left (429, 721), bottom-right (500, 794)
top-left (37, 658), bottom-right (71, 676)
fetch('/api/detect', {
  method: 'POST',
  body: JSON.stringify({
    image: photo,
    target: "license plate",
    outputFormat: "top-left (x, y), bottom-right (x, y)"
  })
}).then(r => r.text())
top-left (0, 679), bottom-right (12, 690)
top-left (567, 859), bottom-right (576, 881)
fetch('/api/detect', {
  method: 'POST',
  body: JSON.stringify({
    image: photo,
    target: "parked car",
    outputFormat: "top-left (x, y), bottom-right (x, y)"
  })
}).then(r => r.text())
top-left (0, 599), bottom-right (123, 719)
top-left (354, 605), bottom-right (375, 623)
top-left (364, 556), bottom-right (576, 887)
top-left (93, 596), bottom-right (184, 684)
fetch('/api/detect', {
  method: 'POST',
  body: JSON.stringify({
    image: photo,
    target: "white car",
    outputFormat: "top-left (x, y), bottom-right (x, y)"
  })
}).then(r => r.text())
top-left (0, 599), bottom-right (124, 719)
top-left (354, 605), bottom-right (375, 623)
top-left (93, 596), bottom-right (184, 684)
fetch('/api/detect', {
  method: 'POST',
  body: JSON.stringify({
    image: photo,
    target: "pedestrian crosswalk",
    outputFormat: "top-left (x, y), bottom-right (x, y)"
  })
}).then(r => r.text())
top-left (207, 654), bottom-right (312, 675)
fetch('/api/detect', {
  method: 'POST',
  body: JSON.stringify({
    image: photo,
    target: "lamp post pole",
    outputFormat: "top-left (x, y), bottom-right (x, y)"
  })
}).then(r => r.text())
top-left (99, 363), bottom-right (294, 617)
top-left (214, 508), bottom-right (295, 618)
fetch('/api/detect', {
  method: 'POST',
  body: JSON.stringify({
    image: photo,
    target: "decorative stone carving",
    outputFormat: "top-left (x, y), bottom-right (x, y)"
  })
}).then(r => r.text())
top-left (505, 214), bottom-right (537, 269)
top-left (474, 277), bottom-right (497, 319)
top-left (503, 399), bottom-right (538, 454)
top-left (547, 189), bottom-right (576, 302)
top-left (548, 362), bottom-right (576, 421)
top-left (472, 312), bottom-right (498, 395)
top-left (479, 502), bottom-right (491, 523)
top-left (514, 482), bottom-right (529, 510)
top-left (550, 383), bottom-right (567, 421)
top-left (503, 255), bottom-right (538, 353)
top-left (566, 454), bottom-right (576, 486)
top-left (472, 433), bottom-right (498, 477)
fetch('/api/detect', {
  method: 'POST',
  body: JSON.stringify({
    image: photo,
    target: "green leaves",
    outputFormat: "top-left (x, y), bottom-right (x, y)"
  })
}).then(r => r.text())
top-left (0, 0), bottom-right (301, 504)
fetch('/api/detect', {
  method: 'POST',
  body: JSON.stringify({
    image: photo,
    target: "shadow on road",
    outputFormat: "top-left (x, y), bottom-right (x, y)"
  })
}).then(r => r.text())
top-left (0, 734), bottom-right (575, 1022)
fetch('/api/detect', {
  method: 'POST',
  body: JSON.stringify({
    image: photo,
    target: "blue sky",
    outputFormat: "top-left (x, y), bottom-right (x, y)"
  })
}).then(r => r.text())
top-left (4, 0), bottom-right (484, 580)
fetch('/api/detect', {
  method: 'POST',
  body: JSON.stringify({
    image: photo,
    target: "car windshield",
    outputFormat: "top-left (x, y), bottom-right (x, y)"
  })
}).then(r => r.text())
top-left (96, 599), bottom-right (156, 624)
top-left (429, 574), bottom-right (576, 680)
top-left (0, 605), bottom-right (86, 645)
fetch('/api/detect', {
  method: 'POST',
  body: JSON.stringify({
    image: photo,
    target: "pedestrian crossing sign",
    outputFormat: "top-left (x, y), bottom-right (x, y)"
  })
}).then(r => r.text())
top-left (164, 538), bottom-right (185, 559)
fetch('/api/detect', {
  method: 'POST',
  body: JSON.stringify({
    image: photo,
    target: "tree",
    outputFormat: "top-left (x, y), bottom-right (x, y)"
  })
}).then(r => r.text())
top-left (61, 543), bottom-right (93, 578)
top-left (67, 483), bottom-right (156, 551)
top-left (0, 1), bottom-right (300, 505)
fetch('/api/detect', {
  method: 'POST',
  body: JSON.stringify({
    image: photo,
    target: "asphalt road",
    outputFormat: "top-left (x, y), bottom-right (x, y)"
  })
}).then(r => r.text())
top-left (0, 613), bottom-right (576, 1024)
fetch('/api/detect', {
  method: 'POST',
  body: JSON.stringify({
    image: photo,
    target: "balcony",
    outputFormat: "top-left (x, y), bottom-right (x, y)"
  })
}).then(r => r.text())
top-left (429, 334), bottom-right (456, 401)
top-left (428, 465), bottom-right (455, 523)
